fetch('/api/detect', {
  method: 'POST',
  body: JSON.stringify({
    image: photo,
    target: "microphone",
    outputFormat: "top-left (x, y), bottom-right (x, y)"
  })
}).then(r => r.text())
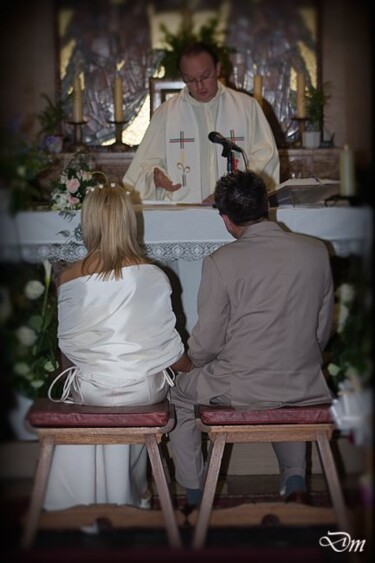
top-left (208, 131), bottom-right (243, 154)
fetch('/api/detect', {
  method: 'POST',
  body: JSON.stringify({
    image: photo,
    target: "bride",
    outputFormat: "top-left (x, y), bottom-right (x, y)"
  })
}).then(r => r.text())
top-left (44, 182), bottom-right (191, 512)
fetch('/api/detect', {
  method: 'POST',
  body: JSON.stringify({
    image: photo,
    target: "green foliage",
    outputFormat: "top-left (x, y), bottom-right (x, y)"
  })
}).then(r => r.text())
top-left (305, 83), bottom-right (331, 131)
top-left (0, 130), bottom-right (55, 213)
top-left (37, 93), bottom-right (68, 136)
top-left (158, 17), bottom-right (235, 81)
top-left (0, 261), bottom-right (60, 400)
top-left (325, 258), bottom-right (372, 394)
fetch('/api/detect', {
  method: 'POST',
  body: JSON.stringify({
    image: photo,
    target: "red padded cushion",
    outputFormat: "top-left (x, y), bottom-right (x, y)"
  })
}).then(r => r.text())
top-left (26, 398), bottom-right (171, 428)
top-left (197, 404), bottom-right (333, 426)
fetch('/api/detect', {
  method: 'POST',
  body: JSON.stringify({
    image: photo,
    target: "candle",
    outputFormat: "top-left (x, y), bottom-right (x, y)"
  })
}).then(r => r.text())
top-left (73, 74), bottom-right (83, 123)
top-left (296, 73), bottom-right (306, 118)
top-left (340, 144), bottom-right (356, 196)
top-left (253, 74), bottom-right (263, 106)
top-left (114, 75), bottom-right (124, 122)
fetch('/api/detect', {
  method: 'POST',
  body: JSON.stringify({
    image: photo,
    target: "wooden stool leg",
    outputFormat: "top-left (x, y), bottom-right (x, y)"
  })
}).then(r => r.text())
top-left (316, 431), bottom-right (353, 535)
top-left (21, 435), bottom-right (54, 549)
top-left (192, 432), bottom-right (227, 549)
top-left (146, 435), bottom-right (182, 548)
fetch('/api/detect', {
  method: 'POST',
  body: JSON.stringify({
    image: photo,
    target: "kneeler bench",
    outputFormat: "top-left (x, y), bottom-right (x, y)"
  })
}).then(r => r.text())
top-left (192, 403), bottom-right (353, 549)
top-left (21, 398), bottom-right (183, 549)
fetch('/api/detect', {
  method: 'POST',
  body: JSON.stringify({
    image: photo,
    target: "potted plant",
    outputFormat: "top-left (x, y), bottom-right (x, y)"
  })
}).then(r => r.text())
top-left (37, 93), bottom-right (68, 153)
top-left (0, 127), bottom-right (55, 213)
top-left (302, 83), bottom-right (331, 149)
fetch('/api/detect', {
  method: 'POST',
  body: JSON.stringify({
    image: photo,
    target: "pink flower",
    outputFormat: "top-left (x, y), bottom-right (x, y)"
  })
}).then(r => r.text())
top-left (69, 196), bottom-right (80, 206)
top-left (66, 178), bottom-right (80, 193)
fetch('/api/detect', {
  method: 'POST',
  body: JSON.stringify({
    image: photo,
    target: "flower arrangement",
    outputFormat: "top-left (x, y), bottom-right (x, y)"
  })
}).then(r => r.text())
top-left (326, 261), bottom-right (372, 394)
top-left (50, 153), bottom-right (100, 214)
top-left (0, 261), bottom-right (60, 400)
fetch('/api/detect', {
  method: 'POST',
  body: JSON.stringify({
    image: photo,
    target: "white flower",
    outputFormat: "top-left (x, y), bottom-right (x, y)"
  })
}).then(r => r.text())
top-left (339, 283), bottom-right (355, 304)
top-left (327, 363), bottom-right (341, 376)
top-left (24, 280), bottom-right (45, 300)
top-left (16, 165), bottom-right (26, 177)
top-left (43, 260), bottom-right (52, 286)
top-left (14, 362), bottom-right (30, 376)
top-left (44, 360), bottom-right (56, 372)
top-left (51, 191), bottom-right (70, 210)
top-left (0, 287), bottom-right (12, 323)
top-left (31, 380), bottom-right (45, 389)
top-left (337, 303), bottom-right (349, 333)
top-left (16, 326), bottom-right (37, 346)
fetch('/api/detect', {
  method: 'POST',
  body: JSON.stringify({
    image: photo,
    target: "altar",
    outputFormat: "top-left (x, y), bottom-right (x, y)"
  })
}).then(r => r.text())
top-left (1, 203), bottom-right (372, 336)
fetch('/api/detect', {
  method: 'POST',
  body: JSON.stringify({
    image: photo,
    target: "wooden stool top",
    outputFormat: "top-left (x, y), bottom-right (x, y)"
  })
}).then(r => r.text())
top-left (196, 404), bottom-right (333, 426)
top-left (27, 398), bottom-right (172, 428)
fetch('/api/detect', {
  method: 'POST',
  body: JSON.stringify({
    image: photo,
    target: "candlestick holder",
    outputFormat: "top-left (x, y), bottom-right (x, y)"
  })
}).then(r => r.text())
top-left (108, 120), bottom-right (130, 152)
top-left (324, 194), bottom-right (360, 207)
top-left (291, 117), bottom-right (309, 148)
top-left (68, 121), bottom-right (87, 152)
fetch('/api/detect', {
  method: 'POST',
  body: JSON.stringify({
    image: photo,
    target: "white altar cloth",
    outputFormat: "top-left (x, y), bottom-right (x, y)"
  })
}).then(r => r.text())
top-left (1, 205), bottom-right (372, 260)
top-left (0, 204), bottom-right (372, 334)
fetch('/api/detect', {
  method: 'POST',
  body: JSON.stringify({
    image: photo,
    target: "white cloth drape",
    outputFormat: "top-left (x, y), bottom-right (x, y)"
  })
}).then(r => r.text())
top-left (44, 264), bottom-right (184, 510)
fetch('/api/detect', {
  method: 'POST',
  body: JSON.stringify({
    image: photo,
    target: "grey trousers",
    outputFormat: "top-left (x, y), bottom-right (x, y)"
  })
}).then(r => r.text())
top-left (168, 375), bottom-right (306, 493)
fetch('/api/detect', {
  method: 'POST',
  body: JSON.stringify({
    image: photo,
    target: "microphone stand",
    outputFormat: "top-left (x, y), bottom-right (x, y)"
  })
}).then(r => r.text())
top-left (220, 145), bottom-right (248, 173)
top-left (220, 145), bottom-right (236, 173)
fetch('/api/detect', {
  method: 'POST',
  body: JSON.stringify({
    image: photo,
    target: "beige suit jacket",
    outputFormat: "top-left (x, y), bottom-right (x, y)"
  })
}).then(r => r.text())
top-left (187, 220), bottom-right (334, 409)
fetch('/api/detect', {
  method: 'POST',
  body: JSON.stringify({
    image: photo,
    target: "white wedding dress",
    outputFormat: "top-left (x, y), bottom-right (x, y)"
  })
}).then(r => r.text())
top-left (44, 264), bottom-right (184, 510)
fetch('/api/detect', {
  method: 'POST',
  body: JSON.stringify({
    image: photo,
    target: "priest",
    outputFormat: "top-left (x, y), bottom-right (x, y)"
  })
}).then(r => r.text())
top-left (123, 42), bottom-right (280, 203)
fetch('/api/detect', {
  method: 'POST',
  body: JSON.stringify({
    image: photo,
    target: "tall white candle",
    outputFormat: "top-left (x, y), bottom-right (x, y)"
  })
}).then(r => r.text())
top-left (296, 73), bottom-right (306, 118)
top-left (340, 144), bottom-right (356, 196)
top-left (253, 74), bottom-right (263, 106)
top-left (73, 74), bottom-right (83, 123)
top-left (114, 75), bottom-right (124, 122)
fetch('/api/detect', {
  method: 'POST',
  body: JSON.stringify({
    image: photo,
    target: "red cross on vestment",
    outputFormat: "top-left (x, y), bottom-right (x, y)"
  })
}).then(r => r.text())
top-left (229, 129), bottom-right (245, 143)
top-left (169, 131), bottom-right (195, 149)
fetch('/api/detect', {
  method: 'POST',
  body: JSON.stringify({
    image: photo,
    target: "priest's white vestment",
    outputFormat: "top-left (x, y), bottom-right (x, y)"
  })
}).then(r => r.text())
top-left (123, 82), bottom-right (280, 203)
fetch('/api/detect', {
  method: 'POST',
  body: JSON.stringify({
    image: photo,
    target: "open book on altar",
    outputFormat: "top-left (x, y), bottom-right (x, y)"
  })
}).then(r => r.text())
top-left (268, 178), bottom-right (340, 208)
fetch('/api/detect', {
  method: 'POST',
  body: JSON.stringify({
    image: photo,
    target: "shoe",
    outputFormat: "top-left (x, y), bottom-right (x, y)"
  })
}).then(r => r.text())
top-left (80, 517), bottom-right (113, 534)
top-left (139, 489), bottom-right (152, 510)
top-left (80, 521), bottom-right (100, 535)
top-left (185, 487), bottom-right (203, 506)
top-left (285, 490), bottom-right (311, 505)
top-left (283, 475), bottom-right (306, 496)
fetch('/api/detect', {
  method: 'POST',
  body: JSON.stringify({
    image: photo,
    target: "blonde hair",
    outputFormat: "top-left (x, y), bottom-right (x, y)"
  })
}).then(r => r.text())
top-left (81, 183), bottom-right (147, 279)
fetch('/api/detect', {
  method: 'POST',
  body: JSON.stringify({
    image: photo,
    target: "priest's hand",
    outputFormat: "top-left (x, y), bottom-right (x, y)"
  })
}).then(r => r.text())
top-left (154, 168), bottom-right (182, 192)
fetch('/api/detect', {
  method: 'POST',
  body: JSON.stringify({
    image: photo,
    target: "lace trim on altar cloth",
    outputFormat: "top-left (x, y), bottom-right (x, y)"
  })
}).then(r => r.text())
top-left (2, 241), bottom-right (229, 263)
top-left (0, 238), bottom-right (365, 264)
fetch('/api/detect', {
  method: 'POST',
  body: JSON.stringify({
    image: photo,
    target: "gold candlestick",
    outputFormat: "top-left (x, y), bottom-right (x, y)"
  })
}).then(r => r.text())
top-left (108, 120), bottom-right (130, 152)
top-left (68, 121), bottom-right (87, 152)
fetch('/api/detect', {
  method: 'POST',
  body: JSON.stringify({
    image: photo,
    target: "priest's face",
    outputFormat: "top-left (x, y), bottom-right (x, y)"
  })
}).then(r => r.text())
top-left (179, 51), bottom-right (221, 103)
